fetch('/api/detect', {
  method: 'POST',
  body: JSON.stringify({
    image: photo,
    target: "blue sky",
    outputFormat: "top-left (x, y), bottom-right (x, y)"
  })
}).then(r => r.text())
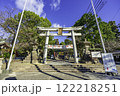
top-left (0, 0), bottom-right (120, 42)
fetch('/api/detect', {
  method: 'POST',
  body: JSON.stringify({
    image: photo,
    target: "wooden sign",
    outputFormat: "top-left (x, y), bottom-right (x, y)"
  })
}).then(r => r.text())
top-left (58, 28), bottom-right (63, 35)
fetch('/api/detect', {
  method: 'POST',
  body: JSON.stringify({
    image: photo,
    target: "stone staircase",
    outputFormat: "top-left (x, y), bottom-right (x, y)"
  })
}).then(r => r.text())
top-left (73, 64), bottom-right (105, 73)
top-left (12, 64), bottom-right (105, 73)
top-left (21, 65), bottom-right (79, 72)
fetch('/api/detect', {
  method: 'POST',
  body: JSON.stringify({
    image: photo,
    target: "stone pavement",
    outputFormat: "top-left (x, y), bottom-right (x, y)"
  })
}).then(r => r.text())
top-left (1, 71), bottom-right (120, 80)
top-left (0, 60), bottom-right (120, 80)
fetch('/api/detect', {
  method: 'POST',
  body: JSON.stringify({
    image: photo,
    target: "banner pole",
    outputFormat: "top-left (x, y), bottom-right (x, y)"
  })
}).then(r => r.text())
top-left (6, 0), bottom-right (28, 70)
top-left (91, 0), bottom-right (106, 53)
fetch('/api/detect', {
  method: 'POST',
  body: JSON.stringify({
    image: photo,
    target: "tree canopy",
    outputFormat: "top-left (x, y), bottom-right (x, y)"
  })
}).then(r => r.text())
top-left (65, 39), bottom-right (72, 45)
top-left (0, 10), bottom-right (52, 55)
top-left (73, 12), bottom-right (120, 52)
top-left (60, 42), bottom-right (65, 45)
top-left (60, 39), bottom-right (72, 45)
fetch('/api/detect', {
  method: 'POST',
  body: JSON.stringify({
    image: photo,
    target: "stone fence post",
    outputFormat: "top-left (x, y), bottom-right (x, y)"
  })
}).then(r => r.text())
top-left (0, 58), bottom-right (3, 74)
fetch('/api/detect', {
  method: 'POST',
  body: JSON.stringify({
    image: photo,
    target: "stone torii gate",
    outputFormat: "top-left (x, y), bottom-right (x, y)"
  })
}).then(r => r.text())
top-left (37, 26), bottom-right (82, 64)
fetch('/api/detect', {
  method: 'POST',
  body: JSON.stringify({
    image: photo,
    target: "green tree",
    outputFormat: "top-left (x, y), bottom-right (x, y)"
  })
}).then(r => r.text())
top-left (49, 37), bottom-right (56, 45)
top-left (1, 10), bottom-right (51, 55)
top-left (105, 40), bottom-right (120, 52)
top-left (65, 39), bottom-right (72, 45)
top-left (73, 13), bottom-right (119, 52)
top-left (60, 42), bottom-right (65, 45)
top-left (73, 13), bottom-right (101, 46)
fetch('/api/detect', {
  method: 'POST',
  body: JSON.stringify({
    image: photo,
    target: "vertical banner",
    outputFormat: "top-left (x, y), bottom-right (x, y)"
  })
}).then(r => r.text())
top-left (102, 53), bottom-right (118, 73)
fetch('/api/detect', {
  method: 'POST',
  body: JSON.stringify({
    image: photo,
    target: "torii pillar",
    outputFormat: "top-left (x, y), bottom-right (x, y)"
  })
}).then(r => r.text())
top-left (43, 30), bottom-right (49, 64)
top-left (71, 30), bottom-right (78, 63)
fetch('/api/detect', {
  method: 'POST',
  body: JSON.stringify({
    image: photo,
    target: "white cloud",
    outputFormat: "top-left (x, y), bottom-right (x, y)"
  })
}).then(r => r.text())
top-left (15, 0), bottom-right (46, 17)
top-left (41, 13), bottom-right (46, 18)
top-left (50, 0), bottom-right (61, 11)
top-left (52, 23), bottom-right (62, 27)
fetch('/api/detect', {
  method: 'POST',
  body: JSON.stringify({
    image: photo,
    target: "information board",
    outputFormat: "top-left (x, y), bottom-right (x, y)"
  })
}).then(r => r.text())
top-left (91, 51), bottom-right (101, 58)
top-left (102, 53), bottom-right (118, 73)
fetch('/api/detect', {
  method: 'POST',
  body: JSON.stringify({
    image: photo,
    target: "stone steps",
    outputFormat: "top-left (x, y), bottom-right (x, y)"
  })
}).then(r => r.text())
top-left (13, 64), bottom-right (105, 73)
top-left (73, 64), bottom-right (105, 73)
top-left (15, 65), bottom-right (79, 72)
top-left (39, 65), bottom-right (77, 72)
top-left (1, 61), bottom-right (105, 73)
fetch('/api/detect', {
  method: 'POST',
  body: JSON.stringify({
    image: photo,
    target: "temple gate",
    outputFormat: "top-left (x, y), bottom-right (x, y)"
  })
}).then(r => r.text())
top-left (37, 26), bottom-right (82, 64)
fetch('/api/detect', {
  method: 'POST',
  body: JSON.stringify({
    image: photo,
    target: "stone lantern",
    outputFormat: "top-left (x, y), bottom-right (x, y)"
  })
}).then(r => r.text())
top-left (83, 39), bottom-right (91, 55)
top-left (23, 40), bottom-right (39, 64)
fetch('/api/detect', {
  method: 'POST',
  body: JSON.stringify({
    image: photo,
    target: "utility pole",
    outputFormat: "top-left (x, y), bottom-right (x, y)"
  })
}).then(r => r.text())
top-left (6, 0), bottom-right (28, 70)
top-left (91, 0), bottom-right (106, 53)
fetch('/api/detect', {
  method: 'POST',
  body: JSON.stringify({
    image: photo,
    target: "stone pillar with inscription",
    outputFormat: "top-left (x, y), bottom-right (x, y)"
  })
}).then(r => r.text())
top-left (31, 45), bottom-right (39, 64)
top-left (23, 39), bottom-right (39, 64)
top-left (0, 58), bottom-right (3, 73)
